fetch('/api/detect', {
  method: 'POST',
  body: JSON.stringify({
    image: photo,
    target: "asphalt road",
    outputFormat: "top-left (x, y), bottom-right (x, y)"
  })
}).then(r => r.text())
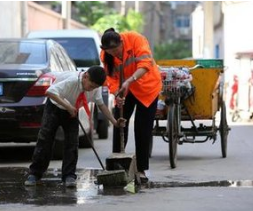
top-left (0, 116), bottom-right (253, 211)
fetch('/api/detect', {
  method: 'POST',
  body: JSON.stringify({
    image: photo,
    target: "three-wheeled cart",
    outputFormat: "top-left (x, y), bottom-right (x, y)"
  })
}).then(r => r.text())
top-left (151, 59), bottom-right (230, 168)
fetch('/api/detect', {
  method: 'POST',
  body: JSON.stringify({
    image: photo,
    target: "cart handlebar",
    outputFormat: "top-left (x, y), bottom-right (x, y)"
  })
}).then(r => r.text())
top-left (188, 64), bottom-right (204, 71)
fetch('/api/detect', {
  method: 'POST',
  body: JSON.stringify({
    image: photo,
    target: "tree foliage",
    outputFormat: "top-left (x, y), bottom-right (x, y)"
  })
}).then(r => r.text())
top-left (154, 40), bottom-right (192, 60)
top-left (125, 9), bottom-right (144, 32)
top-left (70, 2), bottom-right (143, 33)
top-left (92, 9), bottom-right (144, 33)
top-left (50, 1), bottom-right (191, 60)
top-left (73, 1), bottom-right (113, 27)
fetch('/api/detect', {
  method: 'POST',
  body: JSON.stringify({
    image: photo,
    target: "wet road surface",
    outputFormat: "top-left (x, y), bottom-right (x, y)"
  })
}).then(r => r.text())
top-left (0, 167), bottom-right (253, 206)
top-left (1, 123), bottom-right (253, 210)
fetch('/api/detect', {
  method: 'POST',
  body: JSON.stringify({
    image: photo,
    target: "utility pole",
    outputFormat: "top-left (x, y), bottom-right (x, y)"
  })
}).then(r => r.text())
top-left (20, 1), bottom-right (28, 37)
top-left (62, 1), bottom-right (71, 29)
top-left (135, 1), bottom-right (139, 12)
top-left (120, 1), bottom-right (126, 16)
top-left (203, 1), bottom-right (214, 58)
top-left (149, 2), bottom-right (156, 53)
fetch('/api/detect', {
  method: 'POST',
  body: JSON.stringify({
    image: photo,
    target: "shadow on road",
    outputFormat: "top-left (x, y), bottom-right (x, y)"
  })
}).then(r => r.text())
top-left (0, 144), bottom-right (35, 162)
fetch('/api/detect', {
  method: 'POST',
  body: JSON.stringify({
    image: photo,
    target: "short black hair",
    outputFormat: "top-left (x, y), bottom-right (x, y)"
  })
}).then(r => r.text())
top-left (87, 65), bottom-right (106, 86)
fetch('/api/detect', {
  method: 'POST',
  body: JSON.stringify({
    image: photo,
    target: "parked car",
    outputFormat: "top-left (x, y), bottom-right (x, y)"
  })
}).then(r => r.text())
top-left (0, 38), bottom-right (93, 158)
top-left (27, 29), bottom-right (110, 139)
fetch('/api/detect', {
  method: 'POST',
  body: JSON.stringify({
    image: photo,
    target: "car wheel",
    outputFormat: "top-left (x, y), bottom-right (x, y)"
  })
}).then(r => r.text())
top-left (97, 119), bottom-right (108, 139)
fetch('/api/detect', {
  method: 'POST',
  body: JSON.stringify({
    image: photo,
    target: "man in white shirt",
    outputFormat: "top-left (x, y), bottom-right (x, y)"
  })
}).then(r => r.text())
top-left (25, 65), bottom-right (124, 187)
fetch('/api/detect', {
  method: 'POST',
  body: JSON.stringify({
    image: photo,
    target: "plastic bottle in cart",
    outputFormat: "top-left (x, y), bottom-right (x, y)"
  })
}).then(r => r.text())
top-left (157, 99), bottom-right (165, 110)
top-left (182, 67), bottom-right (190, 73)
top-left (156, 99), bottom-right (166, 117)
top-left (183, 67), bottom-right (193, 89)
top-left (178, 68), bottom-right (187, 79)
top-left (166, 67), bottom-right (173, 81)
top-left (173, 67), bottom-right (181, 79)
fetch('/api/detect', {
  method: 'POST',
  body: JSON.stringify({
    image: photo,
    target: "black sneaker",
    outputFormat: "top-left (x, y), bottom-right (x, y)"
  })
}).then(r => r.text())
top-left (64, 177), bottom-right (77, 188)
top-left (140, 176), bottom-right (149, 184)
top-left (139, 172), bottom-right (149, 184)
top-left (24, 175), bottom-right (41, 186)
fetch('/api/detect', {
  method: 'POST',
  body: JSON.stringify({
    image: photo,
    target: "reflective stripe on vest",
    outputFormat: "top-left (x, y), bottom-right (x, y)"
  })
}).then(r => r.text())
top-left (114, 54), bottom-right (153, 72)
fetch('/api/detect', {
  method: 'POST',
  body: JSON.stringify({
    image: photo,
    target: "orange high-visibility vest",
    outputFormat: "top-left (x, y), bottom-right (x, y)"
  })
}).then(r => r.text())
top-left (101, 31), bottom-right (162, 107)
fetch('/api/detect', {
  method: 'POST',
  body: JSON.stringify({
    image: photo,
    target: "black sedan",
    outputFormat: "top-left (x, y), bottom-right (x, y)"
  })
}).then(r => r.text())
top-left (0, 39), bottom-right (93, 158)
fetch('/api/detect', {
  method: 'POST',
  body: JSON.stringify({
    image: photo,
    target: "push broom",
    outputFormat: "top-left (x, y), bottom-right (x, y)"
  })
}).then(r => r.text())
top-left (76, 91), bottom-right (127, 187)
top-left (103, 68), bottom-right (137, 184)
top-left (78, 118), bottom-right (127, 187)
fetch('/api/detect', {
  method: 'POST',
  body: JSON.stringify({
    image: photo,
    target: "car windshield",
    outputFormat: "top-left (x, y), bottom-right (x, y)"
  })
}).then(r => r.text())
top-left (0, 41), bottom-right (47, 65)
top-left (50, 38), bottom-right (100, 67)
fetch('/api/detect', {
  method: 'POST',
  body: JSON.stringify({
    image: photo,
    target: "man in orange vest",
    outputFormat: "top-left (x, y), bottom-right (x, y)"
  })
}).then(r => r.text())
top-left (100, 28), bottom-right (162, 183)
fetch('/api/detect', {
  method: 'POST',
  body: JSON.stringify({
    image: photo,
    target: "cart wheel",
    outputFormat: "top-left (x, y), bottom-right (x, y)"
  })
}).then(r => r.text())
top-left (149, 135), bottom-right (153, 158)
top-left (168, 104), bottom-right (178, 168)
top-left (219, 101), bottom-right (229, 158)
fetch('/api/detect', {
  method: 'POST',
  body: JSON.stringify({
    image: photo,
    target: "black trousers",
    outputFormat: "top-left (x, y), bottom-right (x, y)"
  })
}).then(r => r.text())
top-left (29, 99), bottom-right (79, 181)
top-left (113, 92), bottom-right (158, 172)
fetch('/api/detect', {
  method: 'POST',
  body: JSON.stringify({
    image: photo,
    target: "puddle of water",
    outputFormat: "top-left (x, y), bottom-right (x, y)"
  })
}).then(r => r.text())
top-left (0, 167), bottom-right (253, 206)
top-left (229, 180), bottom-right (253, 188)
top-left (142, 180), bottom-right (253, 189)
top-left (0, 167), bottom-right (127, 206)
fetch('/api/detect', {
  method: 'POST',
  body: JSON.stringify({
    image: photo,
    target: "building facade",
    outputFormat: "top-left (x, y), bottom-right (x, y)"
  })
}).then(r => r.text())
top-left (0, 1), bottom-right (85, 38)
top-left (192, 1), bottom-right (253, 118)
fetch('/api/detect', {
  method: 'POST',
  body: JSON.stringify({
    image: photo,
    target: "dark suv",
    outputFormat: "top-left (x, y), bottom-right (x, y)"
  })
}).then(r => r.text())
top-left (27, 29), bottom-right (110, 144)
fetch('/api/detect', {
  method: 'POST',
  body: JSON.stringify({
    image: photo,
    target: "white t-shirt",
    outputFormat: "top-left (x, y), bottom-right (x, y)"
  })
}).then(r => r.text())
top-left (47, 71), bottom-right (104, 110)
